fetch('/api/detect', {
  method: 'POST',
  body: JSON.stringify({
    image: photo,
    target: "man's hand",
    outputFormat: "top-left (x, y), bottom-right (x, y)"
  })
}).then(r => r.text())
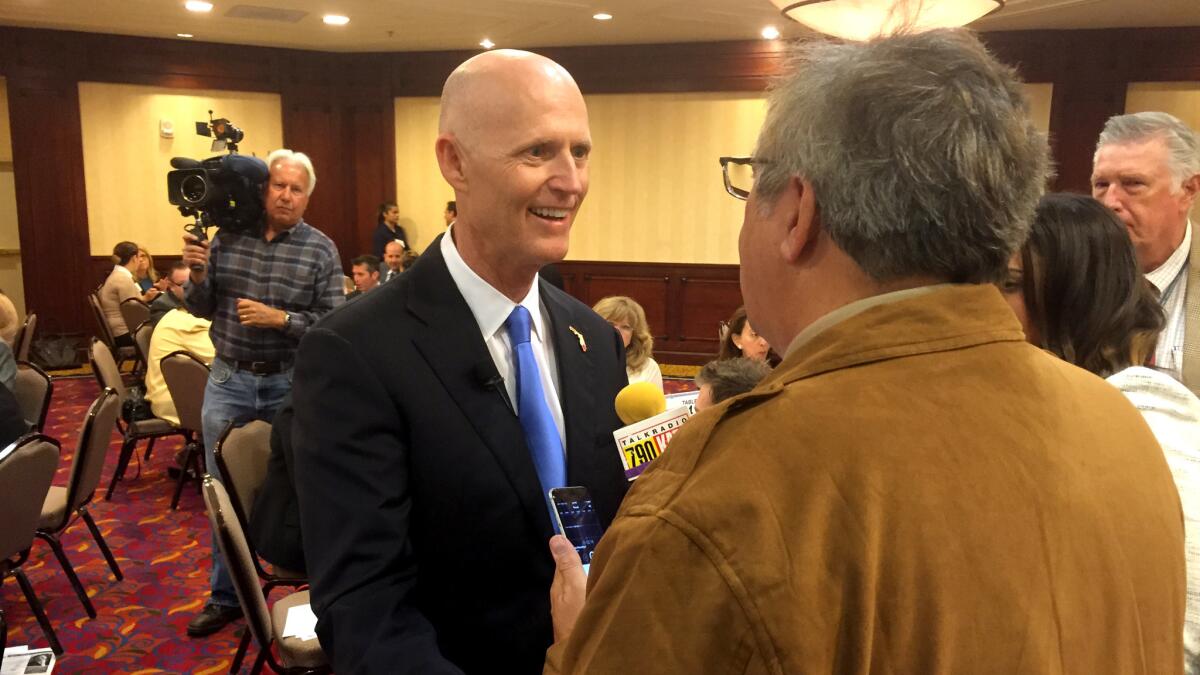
top-left (182, 233), bottom-right (211, 285)
top-left (237, 299), bottom-right (287, 329)
top-left (549, 534), bottom-right (587, 644)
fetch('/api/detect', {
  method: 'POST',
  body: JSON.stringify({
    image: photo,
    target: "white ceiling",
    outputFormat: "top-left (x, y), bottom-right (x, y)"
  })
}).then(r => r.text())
top-left (0, 0), bottom-right (1196, 52)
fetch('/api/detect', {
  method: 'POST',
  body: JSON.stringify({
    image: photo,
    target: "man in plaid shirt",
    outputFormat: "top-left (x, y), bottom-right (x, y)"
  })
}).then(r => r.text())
top-left (181, 148), bottom-right (344, 638)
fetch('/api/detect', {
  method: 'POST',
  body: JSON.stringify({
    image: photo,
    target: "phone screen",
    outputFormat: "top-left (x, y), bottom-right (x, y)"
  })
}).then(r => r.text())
top-left (549, 487), bottom-right (605, 575)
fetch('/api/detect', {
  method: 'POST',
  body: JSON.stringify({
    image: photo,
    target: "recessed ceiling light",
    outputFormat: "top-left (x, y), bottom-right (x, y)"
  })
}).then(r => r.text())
top-left (177, 33), bottom-right (194, 38)
top-left (323, 14), bottom-right (350, 25)
top-left (593, 12), bottom-right (613, 20)
top-left (184, 1), bottom-right (213, 12)
top-left (761, 25), bottom-right (781, 40)
top-left (480, 38), bottom-right (495, 49)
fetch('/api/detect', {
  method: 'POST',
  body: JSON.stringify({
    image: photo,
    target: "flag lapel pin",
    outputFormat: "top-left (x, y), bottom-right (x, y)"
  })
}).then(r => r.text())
top-left (569, 326), bottom-right (587, 352)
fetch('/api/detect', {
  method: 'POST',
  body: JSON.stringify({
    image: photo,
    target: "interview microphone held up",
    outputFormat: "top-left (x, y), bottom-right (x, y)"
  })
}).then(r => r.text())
top-left (614, 381), bottom-right (667, 425)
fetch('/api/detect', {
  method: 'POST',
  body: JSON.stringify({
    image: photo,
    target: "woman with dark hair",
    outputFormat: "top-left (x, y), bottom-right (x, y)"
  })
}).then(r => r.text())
top-left (99, 241), bottom-right (160, 346)
top-left (372, 201), bottom-right (409, 258)
top-left (717, 305), bottom-right (770, 362)
top-left (1002, 192), bottom-right (1200, 671)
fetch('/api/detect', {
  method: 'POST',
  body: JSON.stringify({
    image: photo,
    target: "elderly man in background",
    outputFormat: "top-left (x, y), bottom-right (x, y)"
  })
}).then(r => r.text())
top-left (1093, 112), bottom-right (1200, 394)
top-left (182, 148), bottom-right (343, 638)
top-left (545, 30), bottom-right (1185, 674)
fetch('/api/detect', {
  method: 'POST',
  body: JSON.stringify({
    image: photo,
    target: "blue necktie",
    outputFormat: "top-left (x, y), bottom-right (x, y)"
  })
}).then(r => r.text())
top-left (505, 305), bottom-right (567, 500)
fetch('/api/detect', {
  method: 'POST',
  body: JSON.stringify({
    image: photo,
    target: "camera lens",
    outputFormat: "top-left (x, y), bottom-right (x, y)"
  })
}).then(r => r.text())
top-left (180, 174), bottom-right (207, 204)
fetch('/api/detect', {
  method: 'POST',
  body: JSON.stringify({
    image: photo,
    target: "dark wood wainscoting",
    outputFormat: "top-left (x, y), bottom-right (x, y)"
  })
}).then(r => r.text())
top-left (557, 260), bottom-right (741, 365)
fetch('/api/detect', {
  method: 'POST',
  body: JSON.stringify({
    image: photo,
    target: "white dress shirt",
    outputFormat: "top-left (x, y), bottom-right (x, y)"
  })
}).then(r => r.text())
top-left (1146, 220), bottom-right (1191, 380)
top-left (440, 226), bottom-right (567, 453)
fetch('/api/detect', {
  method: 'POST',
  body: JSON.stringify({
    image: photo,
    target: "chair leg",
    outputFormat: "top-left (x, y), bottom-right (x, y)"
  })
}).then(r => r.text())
top-left (105, 435), bottom-right (139, 501)
top-left (143, 436), bottom-right (157, 462)
top-left (229, 628), bottom-right (252, 674)
top-left (171, 440), bottom-right (200, 510)
top-left (193, 443), bottom-right (205, 495)
top-left (80, 507), bottom-right (123, 581)
top-left (13, 569), bottom-right (63, 656)
top-left (250, 646), bottom-right (268, 674)
top-left (36, 532), bottom-right (97, 619)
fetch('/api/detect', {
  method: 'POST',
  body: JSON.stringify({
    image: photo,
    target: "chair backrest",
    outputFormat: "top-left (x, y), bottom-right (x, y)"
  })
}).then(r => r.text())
top-left (203, 476), bottom-right (273, 650)
top-left (214, 420), bottom-right (273, 529)
top-left (57, 389), bottom-right (120, 525)
top-left (160, 350), bottom-right (210, 433)
top-left (87, 292), bottom-right (115, 349)
top-left (119, 298), bottom-right (149, 336)
top-left (13, 361), bottom-right (52, 432)
top-left (0, 435), bottom-right (60, 560)
top-left (134, 321), bottom-right (154, 366)
top-left (89, 338), bottom-right (128, 401)
top-left (14, 313), bottom-right (35, 362)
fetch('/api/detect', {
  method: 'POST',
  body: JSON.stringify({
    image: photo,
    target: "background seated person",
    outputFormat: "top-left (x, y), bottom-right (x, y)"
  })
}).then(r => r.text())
top-left (717, 305), bottom-right (770, 361)
top-left (136, 247), bottom-right (161, 293)
top-left (693, 356), bottom-right (772, 411)
top-left (1003, 192), bottom-right (1200, 670)
top-left (99, 241), bottom-right (161, 347)
top-left (593, 296), bottom-right (662, 390)
top-left (0, 289), bottom-right (18, 346)
top-left (382, 240), bottom-right (405, 283)
top-left (144, 306), bottom-right (215, 426)
top-left (148, 262), bottom-right (191, 328)
top-left (349, 255), bottom-right (381, 298)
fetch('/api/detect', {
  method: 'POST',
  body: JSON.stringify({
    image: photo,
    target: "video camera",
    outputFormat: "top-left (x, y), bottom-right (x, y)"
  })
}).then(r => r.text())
top-left (166, 111), bottom-right (267, 243)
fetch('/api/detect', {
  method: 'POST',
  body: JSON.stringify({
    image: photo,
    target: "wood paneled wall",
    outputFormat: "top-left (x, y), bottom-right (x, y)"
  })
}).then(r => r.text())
top-left (3, 25), bottom-right (1200, 347)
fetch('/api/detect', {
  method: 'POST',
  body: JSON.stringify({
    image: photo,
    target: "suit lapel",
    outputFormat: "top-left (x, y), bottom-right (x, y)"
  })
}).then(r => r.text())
top-left (541, 284), bottom-right (598, 486)
top-left (406, 237), bottom-right (554, 539)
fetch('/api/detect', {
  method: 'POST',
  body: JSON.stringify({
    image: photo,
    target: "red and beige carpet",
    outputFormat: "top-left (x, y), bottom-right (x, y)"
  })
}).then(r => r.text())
top-left (2, 376), bottom-right (241, 674)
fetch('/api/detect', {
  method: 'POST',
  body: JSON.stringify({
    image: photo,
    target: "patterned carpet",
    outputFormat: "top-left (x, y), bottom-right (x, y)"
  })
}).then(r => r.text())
top-left (2, 377), bottom-right (242, 674)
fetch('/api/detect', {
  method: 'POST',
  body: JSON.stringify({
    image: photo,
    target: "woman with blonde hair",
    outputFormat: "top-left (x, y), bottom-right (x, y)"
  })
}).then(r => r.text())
top-left (135, 247), bottom-right (160, 292)
top-left (593, 296), bottom-right (662, 391)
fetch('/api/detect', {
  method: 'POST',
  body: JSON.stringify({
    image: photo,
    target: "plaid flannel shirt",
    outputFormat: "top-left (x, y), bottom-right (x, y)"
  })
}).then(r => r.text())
top-left (185, 220), bottom-right (344, 363)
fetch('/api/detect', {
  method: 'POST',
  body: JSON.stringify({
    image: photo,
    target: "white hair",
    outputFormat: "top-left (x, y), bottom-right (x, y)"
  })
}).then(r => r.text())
top-left (1097, 112), bottom-right (1200, 190)
top-left (266, 148), bottom-right (317, 196)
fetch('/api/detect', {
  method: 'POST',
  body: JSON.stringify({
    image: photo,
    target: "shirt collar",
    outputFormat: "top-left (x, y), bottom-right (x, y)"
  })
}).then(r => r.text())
top-left (440, 224), bottom-right (545, 342)
top-left (1146, 219), bottom-right (1192, 292)
top-left (783, 284), bottom-right (947, 360)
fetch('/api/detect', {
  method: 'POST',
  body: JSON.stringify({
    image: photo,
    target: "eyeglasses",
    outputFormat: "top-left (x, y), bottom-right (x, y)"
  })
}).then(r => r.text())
top-left (719, 156), bottom-right (767, 201)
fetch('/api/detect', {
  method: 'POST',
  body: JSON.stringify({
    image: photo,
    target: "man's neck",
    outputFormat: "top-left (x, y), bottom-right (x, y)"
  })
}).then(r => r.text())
top-left (451, 226), bottom-right (538, 303)
top-left (265, 220), bottom-right (299, 242)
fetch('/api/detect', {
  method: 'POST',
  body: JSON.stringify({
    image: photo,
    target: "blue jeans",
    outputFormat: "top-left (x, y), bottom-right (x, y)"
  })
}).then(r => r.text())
top-left (202, 357), bottom-right (292, 608)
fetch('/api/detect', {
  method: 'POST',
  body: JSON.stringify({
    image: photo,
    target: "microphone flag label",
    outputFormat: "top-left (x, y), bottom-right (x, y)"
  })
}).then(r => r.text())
top-left (613, 405), bottom-right (692, 480)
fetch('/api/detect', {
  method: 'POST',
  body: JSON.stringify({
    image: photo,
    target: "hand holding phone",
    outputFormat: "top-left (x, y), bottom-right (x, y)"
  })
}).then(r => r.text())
top-left (549, 486), bottom-right (605, 574)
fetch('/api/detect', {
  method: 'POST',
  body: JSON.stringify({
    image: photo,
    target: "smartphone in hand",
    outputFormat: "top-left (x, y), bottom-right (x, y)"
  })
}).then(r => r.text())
top-left (549, 486), bottom-right (605, 575)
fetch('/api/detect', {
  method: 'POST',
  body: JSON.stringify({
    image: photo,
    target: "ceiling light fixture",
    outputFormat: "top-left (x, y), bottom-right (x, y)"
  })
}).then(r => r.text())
top-left (769, 0), bottom-right (1003, 42)
top-left (184, 0), bottom-right (213, 12)
top-left (761, 25), bottom-right (781, 39)
top-left (323, 14), bottom-right (350, 26)
top-left (480, 38), bottom-right (495, 49)
top-left (593, 12), bottom-right (613, 21)
top-left (177, 33), bottom-right (195, 38)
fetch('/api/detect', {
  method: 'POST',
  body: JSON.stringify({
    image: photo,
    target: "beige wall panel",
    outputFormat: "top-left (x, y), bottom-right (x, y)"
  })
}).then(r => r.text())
top-left (0, 78), bottom-right (23, 317)
top-left (395, 83), bottom-right (1053, 265)
top-left (393, 97), bottom-right (452, 252)
top-left (1126, 82), bottom-right (1200, 221)
top-left (79, 82), bottom-right (283, 256)
top-left (1025, 83), bottom-right (1053, 135)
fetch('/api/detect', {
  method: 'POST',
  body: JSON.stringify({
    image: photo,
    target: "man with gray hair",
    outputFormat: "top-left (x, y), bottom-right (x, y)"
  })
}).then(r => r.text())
top-left (1093, 112), bottom-right (1200, 393)
top-left (544, 30), bottom-right (1184, 673)
top-left (181, 148), bottom-right (344, 638)
top-left (693, 356), bottom-right (772, 411)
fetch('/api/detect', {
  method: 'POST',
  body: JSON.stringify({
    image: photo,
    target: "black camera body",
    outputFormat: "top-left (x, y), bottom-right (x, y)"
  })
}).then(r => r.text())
top-left (166, 111), bottom-right (267, 242)
top-left (167, 153), bottom-right (268, 238)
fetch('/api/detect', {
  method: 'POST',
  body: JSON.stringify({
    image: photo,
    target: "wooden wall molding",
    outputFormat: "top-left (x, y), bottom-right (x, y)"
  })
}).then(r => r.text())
top-left (4, 24), bottom-right (1200, 337)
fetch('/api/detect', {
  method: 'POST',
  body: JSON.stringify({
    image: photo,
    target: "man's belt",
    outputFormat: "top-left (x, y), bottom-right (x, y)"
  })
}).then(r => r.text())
top-left (230, 360), bottom-right (291, 375)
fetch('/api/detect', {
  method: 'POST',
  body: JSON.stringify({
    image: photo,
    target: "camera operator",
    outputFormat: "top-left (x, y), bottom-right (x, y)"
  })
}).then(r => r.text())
top-left (181, 148), bottom-right (344, 638)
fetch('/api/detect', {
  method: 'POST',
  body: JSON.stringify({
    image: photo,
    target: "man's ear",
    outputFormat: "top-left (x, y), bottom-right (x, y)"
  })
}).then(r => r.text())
top-left (435, 134), bottom-right (469, 192)
top-left (780, 176), bottom-right (821, 263)
top-left (1181, 172), bottom-right (1200, 209)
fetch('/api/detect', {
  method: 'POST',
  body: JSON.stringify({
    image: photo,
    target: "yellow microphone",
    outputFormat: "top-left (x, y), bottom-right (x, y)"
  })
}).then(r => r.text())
top-left (614, 381), bottom-right (667, 425)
